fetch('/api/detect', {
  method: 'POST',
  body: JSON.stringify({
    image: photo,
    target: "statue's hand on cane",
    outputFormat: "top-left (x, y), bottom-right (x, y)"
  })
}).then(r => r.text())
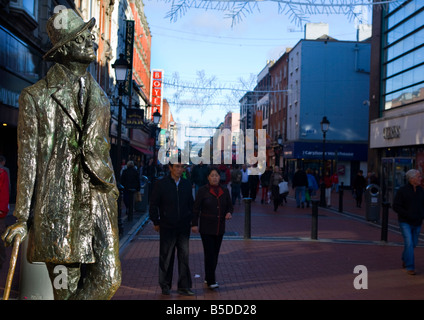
top-left (2, 222), bottom-right (27, 247)
top-left (2, 222), bottom-right (27, 300)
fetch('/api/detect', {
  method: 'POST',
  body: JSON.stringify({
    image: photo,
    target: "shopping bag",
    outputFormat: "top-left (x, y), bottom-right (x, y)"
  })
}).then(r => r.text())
top-left (278, 181), bottom-right (289, 194)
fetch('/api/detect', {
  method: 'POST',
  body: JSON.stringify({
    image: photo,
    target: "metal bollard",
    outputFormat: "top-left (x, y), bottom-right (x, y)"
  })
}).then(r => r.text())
top-left (381, 202), bottom-right (390, 242)
top-left (243, 198), bottom-right (252, 240)
top-left (311, 200), bottom-right (319, 240)
top-left (338, 182), bottom-right (344, 213)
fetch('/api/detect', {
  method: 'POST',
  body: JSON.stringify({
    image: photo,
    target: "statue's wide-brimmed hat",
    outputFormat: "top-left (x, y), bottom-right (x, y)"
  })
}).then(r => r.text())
top-left (43, 9), bottom-right (95, 61)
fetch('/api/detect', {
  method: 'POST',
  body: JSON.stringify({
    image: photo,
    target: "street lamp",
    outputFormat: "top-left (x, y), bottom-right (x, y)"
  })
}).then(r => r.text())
top-left (277, 134), bottom-right (283, 146)
top-left (319, 116), bottom-right (330, 207)
top-left (112, 53), bottom-right (129, 235)
top-left (275, 134), bottom-right (283, 167)
top-left (112, 53), bottom-right (129, 176)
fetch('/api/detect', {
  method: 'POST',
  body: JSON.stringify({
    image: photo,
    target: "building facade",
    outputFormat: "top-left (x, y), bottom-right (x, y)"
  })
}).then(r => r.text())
top-left (283, 37), bottom-right (370, 186)
top-left (0, 0), bottom-right (60, 201)
top-left (369, 0), bottom-right (424, 202)
top-left (268, 49), bottom-right (290, 168)
top-left (0, 0), bottom-right (155, 201)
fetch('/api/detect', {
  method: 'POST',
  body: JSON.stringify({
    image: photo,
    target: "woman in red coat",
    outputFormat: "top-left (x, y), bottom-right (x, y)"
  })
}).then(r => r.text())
top-left (192, 166), bottom-right (233, 289)
top-left (0, 167), bottom-right (9, 217)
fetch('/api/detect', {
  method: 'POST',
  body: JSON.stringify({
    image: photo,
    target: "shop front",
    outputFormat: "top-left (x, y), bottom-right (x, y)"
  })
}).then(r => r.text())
top-left (282, 141), bottom-right (368, 187)
top-left (370, 107), bottom-right (424, 202)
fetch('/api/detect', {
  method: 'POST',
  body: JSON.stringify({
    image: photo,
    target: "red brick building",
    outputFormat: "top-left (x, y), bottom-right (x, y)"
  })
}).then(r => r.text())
top-left (268, 48), bottom-right (291, 168)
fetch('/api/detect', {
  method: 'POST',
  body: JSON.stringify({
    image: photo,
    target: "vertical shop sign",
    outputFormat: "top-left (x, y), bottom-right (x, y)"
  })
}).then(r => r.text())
top-left (150, 69), bottom-right (164, 120)
top-left (124, 20), bottom-right (134, 97)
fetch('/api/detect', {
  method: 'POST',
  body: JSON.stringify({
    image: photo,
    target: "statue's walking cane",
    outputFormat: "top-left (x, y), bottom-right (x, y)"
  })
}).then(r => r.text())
top-left (3, 234), bottom-right (22, 300)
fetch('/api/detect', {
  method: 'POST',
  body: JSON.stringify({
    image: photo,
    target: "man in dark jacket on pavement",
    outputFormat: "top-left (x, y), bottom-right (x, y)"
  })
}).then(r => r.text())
top-left (149, 162), bottom-right (194, 296)
top-left (191, 162), bottom-right (209, 196)
top-left (393, 169), bottom-right (424, 275)
top-left (120, 161), bottom-right (140, 222)
top-left (292, 167), bottom-right (308, 208)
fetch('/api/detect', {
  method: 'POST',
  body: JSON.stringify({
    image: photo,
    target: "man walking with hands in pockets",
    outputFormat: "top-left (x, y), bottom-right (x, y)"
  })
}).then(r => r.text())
top-left (149, 162), bottom-right (194, 296)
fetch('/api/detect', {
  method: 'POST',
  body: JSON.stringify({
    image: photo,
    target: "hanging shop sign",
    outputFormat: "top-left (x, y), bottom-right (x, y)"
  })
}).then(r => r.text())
top-left (126, 108), bottom-right (144, 129)
top-left (150, 69), bottom-right (164, 120)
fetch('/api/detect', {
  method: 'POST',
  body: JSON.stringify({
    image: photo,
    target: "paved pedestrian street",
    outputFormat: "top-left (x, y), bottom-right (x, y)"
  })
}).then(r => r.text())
top-left (114, 192), bottom-right (424, 301)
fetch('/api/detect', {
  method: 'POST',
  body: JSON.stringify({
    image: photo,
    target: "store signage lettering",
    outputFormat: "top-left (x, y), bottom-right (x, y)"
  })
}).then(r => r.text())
top-left (150, 69), bottom-right (164, 120)
top-left (383, 125), bottom-right (400, 140)
top-left (126, 108), bottom-right (144, 129)
top-left (124, 20), bottom-right (134, 96)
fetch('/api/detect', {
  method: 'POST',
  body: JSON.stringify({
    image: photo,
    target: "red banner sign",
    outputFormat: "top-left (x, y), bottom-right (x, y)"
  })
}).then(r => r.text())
top-left (150, 70), bottom-right (164, 120)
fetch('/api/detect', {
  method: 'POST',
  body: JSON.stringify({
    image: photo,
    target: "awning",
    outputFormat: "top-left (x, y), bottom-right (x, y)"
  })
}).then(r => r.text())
top-left (131, 145), bottom-right (153, 155)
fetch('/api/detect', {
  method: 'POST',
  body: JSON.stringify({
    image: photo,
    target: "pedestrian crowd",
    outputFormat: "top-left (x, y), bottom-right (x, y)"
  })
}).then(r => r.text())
top-left (143, 159), bottom-right (385, 297)
top-left (1, 150), bottom-right (424, 297)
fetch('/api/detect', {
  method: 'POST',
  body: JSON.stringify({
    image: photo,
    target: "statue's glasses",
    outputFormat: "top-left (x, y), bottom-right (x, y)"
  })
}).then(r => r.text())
top-left (74, 33), bottom-right (96, 44)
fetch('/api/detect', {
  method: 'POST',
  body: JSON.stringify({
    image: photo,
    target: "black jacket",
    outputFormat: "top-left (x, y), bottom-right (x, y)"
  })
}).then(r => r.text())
top-left (121, 167), bottom-right (140, 191)
top-left (393, 183), bottom-right (424, 226)
top-left (292, 169), bottom-right (308, 188)
top-left (149, 175), bottom-right (194, 229)
top-left (192, 184), bottom-right (233, 235)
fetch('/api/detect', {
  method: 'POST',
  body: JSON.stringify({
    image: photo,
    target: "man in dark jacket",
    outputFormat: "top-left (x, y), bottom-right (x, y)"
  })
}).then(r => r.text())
top-left (292, 168), bottom-right (308, 208)
top-left (120, 161), bottom-right (140, 222)
top-left (393, 169), bottom-right (424, 275)
top-left (191, 162), bottom-right (209, 196)
top-left (149, 162), bottom-right (194, 296)
top-left (353, 170), bottom-right (367, 208)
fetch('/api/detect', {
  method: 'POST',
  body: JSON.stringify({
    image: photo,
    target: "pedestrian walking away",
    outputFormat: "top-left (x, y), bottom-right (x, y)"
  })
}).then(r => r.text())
top-left (260, 166), bottom-right (272, 204)
top-left (393, 169), bottom-right (424, 275)
top-left (323, 171), bottom-right (332, 207)
top-left (270, 166), bottom-right (284, 212)
top-left (230, 165), bottom-right (242, 205)
top-left (353, 170), bottom-right (367, 208)
top-left (292, 167), bottom-right (308, 208)
top-left (149, 162), bottom-right (195, 296)
top-left (306, 168), bottom-right (318, 208)
top-left (191, 161), bottom-right (209, 197)
top-left (192, 166), bottom-right (233, 289)
top-left (120, 161), bottom-right (140, 222)
top-left (240, 164), bottom-right (249, 199)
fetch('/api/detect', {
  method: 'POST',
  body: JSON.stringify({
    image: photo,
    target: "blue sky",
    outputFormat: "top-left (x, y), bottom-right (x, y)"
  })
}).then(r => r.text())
top-left (143, 0), bottom-right (371, 127)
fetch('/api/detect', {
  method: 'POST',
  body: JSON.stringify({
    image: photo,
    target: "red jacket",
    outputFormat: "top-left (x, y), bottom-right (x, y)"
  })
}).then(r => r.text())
top-left (323, 175), bottom-right (332, 188)
top-left (0, 168), bottom-right (9, 217)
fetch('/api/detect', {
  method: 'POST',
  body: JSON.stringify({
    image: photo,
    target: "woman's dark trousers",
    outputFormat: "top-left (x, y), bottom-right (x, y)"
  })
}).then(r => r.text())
top-left (200, 233), bottom-right (223, 285)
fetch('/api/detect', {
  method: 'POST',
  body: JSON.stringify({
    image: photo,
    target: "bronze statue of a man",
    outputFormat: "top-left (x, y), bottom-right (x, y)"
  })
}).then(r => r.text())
top-left (2, 9), bottom-right (121, 299)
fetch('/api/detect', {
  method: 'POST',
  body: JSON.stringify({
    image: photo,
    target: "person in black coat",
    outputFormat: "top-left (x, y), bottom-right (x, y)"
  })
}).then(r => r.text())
top-left (192, 166), bottom-right (233, 289)
top-left (149, 162), bottom-right (194, 296)
top-left (121, 161), bottom-right (140, 222)
top-left (292, 168), bottom-right (308, 208)
top-left (393, 169), bottom-right (424, 275)
top-left (352, 170), bottom-right (367, 208)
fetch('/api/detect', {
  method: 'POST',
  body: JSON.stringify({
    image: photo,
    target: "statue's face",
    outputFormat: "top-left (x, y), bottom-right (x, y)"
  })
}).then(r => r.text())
top-left (63, 29), bottom-right (96, 64)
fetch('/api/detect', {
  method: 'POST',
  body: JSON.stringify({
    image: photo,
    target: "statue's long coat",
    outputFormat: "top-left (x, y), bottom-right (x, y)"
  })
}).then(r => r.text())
top-left (15, 63), bottom-right (119, 264)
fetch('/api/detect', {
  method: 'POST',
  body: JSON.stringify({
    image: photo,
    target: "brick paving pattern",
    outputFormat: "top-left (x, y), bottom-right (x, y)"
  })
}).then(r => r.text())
top-left (114, 190), bottom-right (424, 300)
